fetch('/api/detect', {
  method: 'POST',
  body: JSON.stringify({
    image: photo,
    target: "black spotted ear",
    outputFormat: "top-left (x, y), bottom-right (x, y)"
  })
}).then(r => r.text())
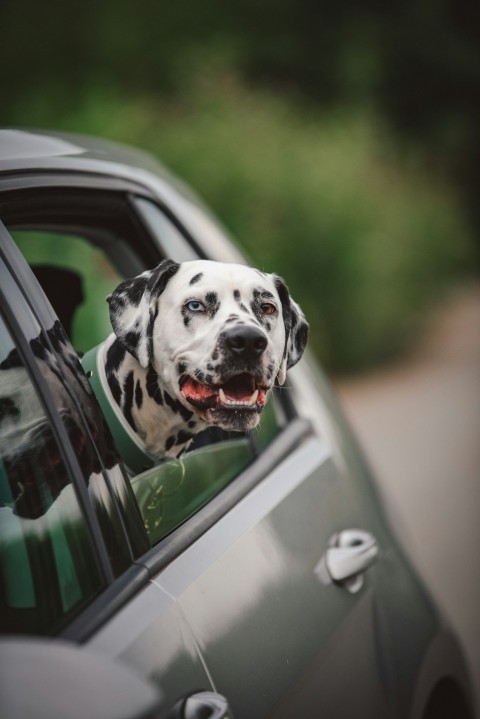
top-left (273, 276), bottom-right (309, 385)
top-left (107, 259), bottom-right (180, 368)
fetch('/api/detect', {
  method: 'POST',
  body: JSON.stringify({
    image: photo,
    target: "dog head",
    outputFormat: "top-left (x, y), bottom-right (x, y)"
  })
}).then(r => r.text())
top-left (107, 259), bottom-right (308, 432)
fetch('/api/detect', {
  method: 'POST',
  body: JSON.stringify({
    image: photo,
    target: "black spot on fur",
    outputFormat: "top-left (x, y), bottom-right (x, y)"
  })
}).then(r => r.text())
top-left (188, 420), bottom-right (197, 428)
top-left (124, 329), bottom-right (141, 356)
top-left (273, 275), bottom-right (293, 337)
top-left (135, 380), bottom-right (143, 409)
top-left (0, 397), bottom-right (20, 422)
top-left (118, 275), bottom-right (149, 306)
top-left (175, 430), bottom-right (193, 446)
top-left (240, 303), bottom-right (249, 313)
top-left (181, 305), bottom-right (192, 328)
top-left (189, 272), bottom-right (203, 285)
top-left (165, 435), bottom-right (175, 452)
top-left (123, 371), bottom-right (137, 430)
top-left (205, 291), bottom-right (220, 319)
top-left (146, 364), bottom-right (163, 405)
top-left (164, 391), bottom-right (194, 422)
top-left (295, 322), bottom-right (309, 355)
top-left (146, 303), bottom-right (159, 363)
top-left (233, 289), bottom-right (241, 302)
top-left (106, 341), bottom-right (126, 374)
top-left (147, 260), bottom-right (180, 296)
top-left (108, 374), bottom-right (122, 406)
top-left (177, 362), bottom-right (187, 375)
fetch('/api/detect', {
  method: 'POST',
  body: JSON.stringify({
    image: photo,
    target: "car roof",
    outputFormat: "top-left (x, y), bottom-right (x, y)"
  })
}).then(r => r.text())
top-left (0, 129), bottom-right (191, 194)
top-left (0, 129), bottom-right (245, 264)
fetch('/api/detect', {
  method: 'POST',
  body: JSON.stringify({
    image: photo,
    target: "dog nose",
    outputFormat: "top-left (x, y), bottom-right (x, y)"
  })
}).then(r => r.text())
top-left (224, 325), bottom-right (267, 359)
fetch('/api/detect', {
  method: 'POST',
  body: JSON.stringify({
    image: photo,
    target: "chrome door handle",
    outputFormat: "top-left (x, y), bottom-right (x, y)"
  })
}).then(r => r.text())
top-left (184, 692), bottom-right (231, 719)
top-left (166, 691), bottom-right (232, 719)
top-left (326, 529), bottom-right (379, 593)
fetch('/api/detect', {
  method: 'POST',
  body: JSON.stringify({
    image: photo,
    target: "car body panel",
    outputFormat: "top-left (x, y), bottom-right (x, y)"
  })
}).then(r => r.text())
top-left (91, 437), bottom-right (391, 717)
top-left (90, 580), bottom-right (216, 711)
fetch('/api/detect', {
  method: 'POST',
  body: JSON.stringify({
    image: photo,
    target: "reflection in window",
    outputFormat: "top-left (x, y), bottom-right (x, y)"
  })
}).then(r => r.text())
top-left (0, 315), bottom-right (105, 635)
top-left (132, 397), bottom-right (283, 546)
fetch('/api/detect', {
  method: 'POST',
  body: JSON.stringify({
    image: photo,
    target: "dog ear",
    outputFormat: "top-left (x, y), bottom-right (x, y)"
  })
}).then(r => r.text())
top-left (273, 276), bottom-right (309, 385)
top-left (107, 260), bottom-right (180, 368)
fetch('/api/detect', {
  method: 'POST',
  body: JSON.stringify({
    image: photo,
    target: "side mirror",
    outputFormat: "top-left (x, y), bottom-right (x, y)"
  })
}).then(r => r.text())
top-left (0, 637), bottom-right (163, 719)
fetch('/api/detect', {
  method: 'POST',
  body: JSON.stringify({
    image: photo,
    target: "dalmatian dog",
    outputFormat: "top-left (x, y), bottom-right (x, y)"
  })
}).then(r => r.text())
top-left (98, 259), bottom-right (308, 465)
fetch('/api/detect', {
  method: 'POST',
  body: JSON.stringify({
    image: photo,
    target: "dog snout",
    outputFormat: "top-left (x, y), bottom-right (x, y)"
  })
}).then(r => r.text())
top-left (223, 325), bottom-right (268, 360)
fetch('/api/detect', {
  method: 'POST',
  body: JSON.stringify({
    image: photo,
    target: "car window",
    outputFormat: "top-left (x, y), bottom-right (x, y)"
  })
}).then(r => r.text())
top-left (132, 397), bottom-right (283, 546)
top-left (12, 230), bottom-right (122, 353)
top-left (0, 313), bottom-right (106, 635)
top-left (4, 190), bottom-right (286, 551)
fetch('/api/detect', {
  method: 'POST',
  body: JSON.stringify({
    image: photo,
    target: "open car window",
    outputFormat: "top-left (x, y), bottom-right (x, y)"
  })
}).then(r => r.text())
top-left (3, 188), bottom-right (286, 550)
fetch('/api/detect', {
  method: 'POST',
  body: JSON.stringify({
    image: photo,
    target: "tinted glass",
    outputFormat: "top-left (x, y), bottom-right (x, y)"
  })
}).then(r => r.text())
top-left (0, 314), bottom-right (105, 634)
top-left (132, 398), bottom-right (283, 545)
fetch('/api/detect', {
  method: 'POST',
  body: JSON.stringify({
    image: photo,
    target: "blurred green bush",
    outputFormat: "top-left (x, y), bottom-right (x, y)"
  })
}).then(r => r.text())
top-left (12, 73), bottom-right (476, 373)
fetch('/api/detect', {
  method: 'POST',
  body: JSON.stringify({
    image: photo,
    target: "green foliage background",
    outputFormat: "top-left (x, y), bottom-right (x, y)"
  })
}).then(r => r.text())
top-left (1, 1), bottom-right (478, 372)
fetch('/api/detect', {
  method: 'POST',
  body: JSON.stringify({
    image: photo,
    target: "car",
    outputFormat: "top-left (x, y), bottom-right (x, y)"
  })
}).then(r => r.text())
top-left (0, 128), bottom-right (475, 719)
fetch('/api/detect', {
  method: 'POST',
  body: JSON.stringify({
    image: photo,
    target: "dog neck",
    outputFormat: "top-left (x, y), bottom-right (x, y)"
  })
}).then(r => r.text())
top-left (82, 337), bottom-right (203, 473)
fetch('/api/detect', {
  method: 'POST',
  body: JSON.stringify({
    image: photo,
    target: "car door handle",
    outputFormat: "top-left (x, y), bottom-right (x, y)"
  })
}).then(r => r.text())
top-left (165, 691), bottom-right (232, 719)
top-left (325, 529), bottom-right (379, 593)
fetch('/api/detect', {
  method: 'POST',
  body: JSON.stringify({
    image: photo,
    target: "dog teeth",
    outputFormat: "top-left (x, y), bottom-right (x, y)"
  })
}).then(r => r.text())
top-left (250, 389), bottom-right (259, 404)
top-left (218, 387), bottom-right (259, 407)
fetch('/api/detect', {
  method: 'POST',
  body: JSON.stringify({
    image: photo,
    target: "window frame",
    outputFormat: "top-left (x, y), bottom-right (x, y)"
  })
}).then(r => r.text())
top-left (0, 244), bottom-right (114, 586)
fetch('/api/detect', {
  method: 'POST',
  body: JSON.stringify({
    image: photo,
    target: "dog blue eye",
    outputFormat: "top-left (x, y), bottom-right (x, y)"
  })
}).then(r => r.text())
top-left (186, 300), bottom-right (205, 312)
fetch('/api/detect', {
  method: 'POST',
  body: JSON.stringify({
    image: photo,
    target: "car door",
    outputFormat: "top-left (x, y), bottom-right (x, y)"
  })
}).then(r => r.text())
top-left (2, 184), bottom-right (389, 716)
top-left (0, 223), bottom-right (220, 713)
top-left (89, 392), bottom-right (391, 718)
top-left (153, 420), bottom-right (394, 717)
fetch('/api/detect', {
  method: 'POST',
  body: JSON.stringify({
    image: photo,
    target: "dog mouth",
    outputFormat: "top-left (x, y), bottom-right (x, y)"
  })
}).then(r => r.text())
top-left (179, 373), bottom-right (268, 412)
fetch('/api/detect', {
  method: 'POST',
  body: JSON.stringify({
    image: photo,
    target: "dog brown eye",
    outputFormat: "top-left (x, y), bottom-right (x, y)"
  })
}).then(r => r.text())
top-left (261, 302), bottom-right (276, 315)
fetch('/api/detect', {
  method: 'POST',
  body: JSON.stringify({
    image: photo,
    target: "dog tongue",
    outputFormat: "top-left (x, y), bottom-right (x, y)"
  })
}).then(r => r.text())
top-left (182, 379), bottom-right (215, 401)
top-left (181, 375), bottom-right (264, 408)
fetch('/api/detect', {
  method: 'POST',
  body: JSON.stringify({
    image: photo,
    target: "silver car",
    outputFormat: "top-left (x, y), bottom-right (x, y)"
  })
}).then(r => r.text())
top-left (0, 129), bottom-right (475, 719)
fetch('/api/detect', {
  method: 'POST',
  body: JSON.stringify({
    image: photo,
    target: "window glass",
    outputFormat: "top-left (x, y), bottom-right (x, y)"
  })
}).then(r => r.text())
top-left (132, 398), bottom-right (283, 546)
top-left (135, 197), bottom-right (200, 262)
top-left (0, 314), bottom-right (105, 635)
